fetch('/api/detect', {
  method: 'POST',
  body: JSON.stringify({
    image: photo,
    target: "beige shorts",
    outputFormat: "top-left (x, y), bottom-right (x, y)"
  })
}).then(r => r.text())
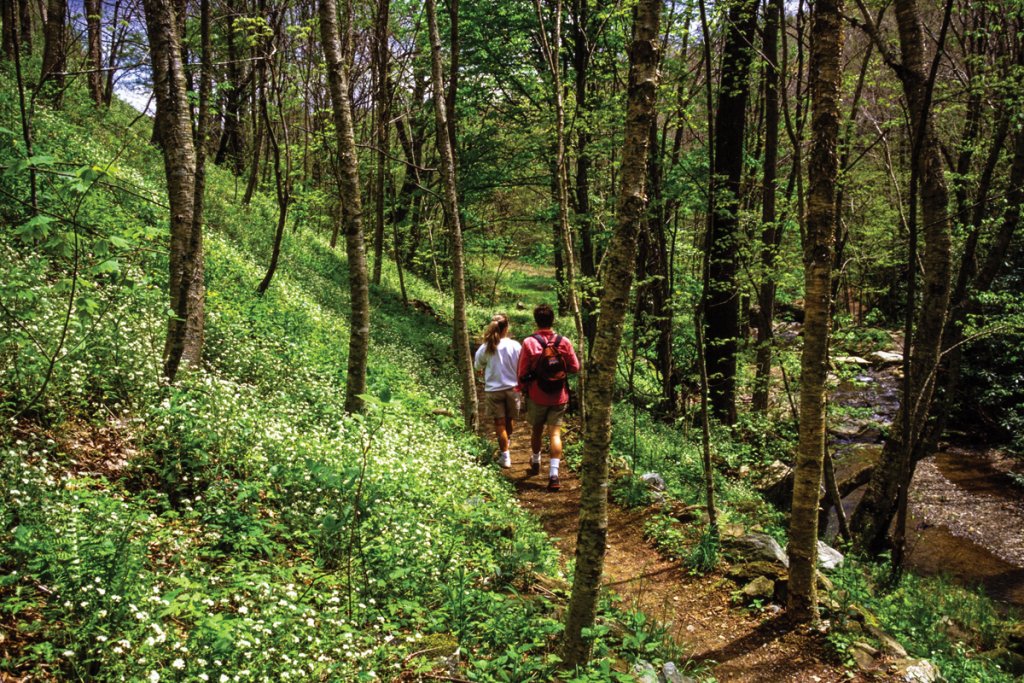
top-left (486, 389), bottom-right (520, 420)
top-left (525, 398), bottom-right (568, 427)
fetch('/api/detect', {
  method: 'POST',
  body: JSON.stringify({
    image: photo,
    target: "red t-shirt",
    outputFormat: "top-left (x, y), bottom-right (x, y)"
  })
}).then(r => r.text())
top-left (517, 329), bottom-right (581, 406)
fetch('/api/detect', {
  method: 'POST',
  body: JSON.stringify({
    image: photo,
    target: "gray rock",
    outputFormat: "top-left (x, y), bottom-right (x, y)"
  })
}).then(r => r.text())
top-left (891, 658), bottom-right (942, 683)
top-left (631, 660), bottom-right (658, 683)
top-left (849, 641), bottom-right (880, 673)
top-left (755, 460), bottom-right (794, 509)
top-left (741, 576), bottom-right (776, 600)
top-left (640, 472), bottom-right (667, 491)
top-left (869, 350), bottom-right (904, 367)
top-left (725, 532), bottom-right (790, 567)
top-left (660, 661), bottom-right (696, 683)
top-left (817, 540), bottom-right (844, 570)
top-left (868, 624), bottom-right (907, 658)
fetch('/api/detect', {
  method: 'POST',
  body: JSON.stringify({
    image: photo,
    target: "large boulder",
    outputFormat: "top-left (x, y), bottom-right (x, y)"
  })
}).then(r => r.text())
top-left (869, 350), bottom-right (904, 367)
top-left (817, 540), bottom-right (844, 570)
top-left (723, 533), bottom-right (789, 567)
top-left (755, 460), bottom-right (794, 509)
top-left (640, 471), bottom-right (667, 491)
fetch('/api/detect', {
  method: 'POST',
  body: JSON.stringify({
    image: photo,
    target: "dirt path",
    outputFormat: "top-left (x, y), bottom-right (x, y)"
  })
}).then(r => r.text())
top-left (499, 423), bottom-right (878, 682)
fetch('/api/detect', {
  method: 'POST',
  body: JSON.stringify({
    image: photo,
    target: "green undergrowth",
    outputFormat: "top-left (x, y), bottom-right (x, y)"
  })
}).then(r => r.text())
top-left (0, 72), bottom-right (687, 680)
top-left (828, 556), bottom-right (1021, 682)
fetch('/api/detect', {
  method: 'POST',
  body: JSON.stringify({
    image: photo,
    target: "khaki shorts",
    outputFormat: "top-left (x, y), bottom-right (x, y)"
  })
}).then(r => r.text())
top-left (486, 389), bottom-right (520, 420)
top-left (525, 398), bottom-right (568, 427)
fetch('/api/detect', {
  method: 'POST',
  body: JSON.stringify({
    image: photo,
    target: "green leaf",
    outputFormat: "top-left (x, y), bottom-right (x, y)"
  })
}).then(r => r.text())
top-left (14, 215), bottom-right (55, 242)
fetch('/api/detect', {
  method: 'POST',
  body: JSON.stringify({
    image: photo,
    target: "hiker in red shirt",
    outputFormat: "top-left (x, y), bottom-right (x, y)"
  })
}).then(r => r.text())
top-left (517, 303), bottom-right (580, 491)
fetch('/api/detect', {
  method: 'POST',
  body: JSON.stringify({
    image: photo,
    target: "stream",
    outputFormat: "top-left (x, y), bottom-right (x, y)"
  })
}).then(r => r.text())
top-left (828, 362), bottom-right (1024, 609)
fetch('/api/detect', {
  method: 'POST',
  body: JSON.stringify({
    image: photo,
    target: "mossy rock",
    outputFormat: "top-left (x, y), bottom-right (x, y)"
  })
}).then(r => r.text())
top-left (416, 632), bottom-right (459, 659)
top-left (725, 561), bottom-right (788, 583)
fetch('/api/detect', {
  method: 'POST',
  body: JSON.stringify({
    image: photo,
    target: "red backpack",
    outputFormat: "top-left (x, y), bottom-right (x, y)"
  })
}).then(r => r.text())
top-left (531, 334), bottom-right (567, 395)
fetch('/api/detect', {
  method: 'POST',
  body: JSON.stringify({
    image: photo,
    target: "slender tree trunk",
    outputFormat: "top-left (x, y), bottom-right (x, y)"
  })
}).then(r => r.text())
top-left (562, 0), bottom-right (661, 666)
top-left (242, 78), bottom-right (265, 206)
top-left (185, 0), bottom-right (210, 356)
top-left (40, 0), bottom-right (66, 104)
top-left (103, 0), bottom-right (123, 105)
top-left (256, 45), bottom-right (292, 296)
top-left (752, 0), bottom-right (782, 414)
top-left (2, 0), bottom-right (16, 60)
top-left (851, 0), bottom-right (954, 556)
top-left (426, 0), bottom-right (477, 430)
top-left (704, 0), bottom-right (759, 425)
top-left (142, 0), bottom-right (204, 381)
top-left (572, 0), bottom-right (597, 348)
top-left (320, 0), bottom-right (371, 414)
top-left (371, 0), bottom-right (390, 285)
top-left (18, 0), bottom-right (29, 52)
top-left (534, 0), bottom-right (588, 423)
top-left (216, 8), bottom-right (247, 175)
top-left (85, 0), bottom-right (103, 104)
top-left (787, 0), bottom-right (843, 622)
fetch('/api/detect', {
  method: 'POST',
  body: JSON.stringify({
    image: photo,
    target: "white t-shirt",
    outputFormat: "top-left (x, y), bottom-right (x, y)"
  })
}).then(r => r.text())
top-left (473, 337), bottom-right (522, 392)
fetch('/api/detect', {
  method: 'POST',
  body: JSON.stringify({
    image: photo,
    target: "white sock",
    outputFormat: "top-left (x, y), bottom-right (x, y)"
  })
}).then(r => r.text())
top-left (531, 452), bottom-right (541, 464)
top-left (549, 458), bottom-right (560, 477)
top-left (499, 451), bottom-right (511, 467)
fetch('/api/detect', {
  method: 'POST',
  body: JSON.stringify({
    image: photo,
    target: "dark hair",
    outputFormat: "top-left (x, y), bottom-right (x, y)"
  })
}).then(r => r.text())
top-left (482, 314), bottom-right (510, 353)
top-left (534, 303), bottom-right (555, 329)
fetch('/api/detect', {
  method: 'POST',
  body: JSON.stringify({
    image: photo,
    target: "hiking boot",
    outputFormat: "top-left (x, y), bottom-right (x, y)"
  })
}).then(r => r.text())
top-left (547, 475), bottom-right (561, 491)
top-left (529, 461), bottom-right (540, 476)
top-left (499, 452), bottom-right (512, 469)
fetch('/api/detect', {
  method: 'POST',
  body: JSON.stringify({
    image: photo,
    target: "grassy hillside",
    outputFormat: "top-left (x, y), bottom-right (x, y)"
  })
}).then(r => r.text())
top-left (0, 72), bottom-right (679, 681)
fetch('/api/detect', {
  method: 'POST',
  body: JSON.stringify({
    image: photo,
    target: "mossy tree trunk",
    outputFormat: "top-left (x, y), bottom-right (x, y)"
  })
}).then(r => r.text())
top-left (85, 0), bottom-right (103, 104)
top-left (320, 0), bottom-right (371, 414)
top-left (562, 0), bottom-right (661, 666)
top-left (787, 0), bottom-right (843, 622)
top-left (142, 0), bottom-right (205, 381)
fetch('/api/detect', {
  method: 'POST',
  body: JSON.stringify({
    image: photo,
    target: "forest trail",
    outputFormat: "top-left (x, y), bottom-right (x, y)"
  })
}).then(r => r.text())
top-left (500, 422), bottom-right (883, 683)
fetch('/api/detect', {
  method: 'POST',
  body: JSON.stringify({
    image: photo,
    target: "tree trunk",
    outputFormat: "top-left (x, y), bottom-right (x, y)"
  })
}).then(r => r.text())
top-left (256, 34), bottom-right (292, 297)
top-left (572, 0), bottom-right (597, 348)
top-left (751, 0), bottom-right (782, 414)
top-left (85, 0), bottom-right (103, 104)
top-left (142, 0), bottom-right (204, 381)
top-left (787, 0), bottom-right (843, 622)
top-left (562, 0), bottom-right (661, 666)
top-left (851, 0), bottom-right (954, 556)
top-left (371, 0), bottom-right (390, 285)
top-left (40, 0), bottom-right (66, 104)
top-left (103, 0), bottom-right (123, 105)
top-left (18, 0), bottom-right (30, 52)
top-left (2, 0), bottom-right (17, 61)
top-left (534, 0), bottom-right (588, 423)
top-left (215, 8), bottom-right (247, 175)
top-left (426, 0), bottom-right (477, 430)
top-left (704, 0), bottom-right (759, 425)
top-left (320, 0), bottom-right (371, 414)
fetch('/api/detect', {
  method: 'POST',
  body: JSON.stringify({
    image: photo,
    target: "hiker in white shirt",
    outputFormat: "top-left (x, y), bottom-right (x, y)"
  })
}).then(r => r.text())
top-left (473, 314), bottom-right (522, 468)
